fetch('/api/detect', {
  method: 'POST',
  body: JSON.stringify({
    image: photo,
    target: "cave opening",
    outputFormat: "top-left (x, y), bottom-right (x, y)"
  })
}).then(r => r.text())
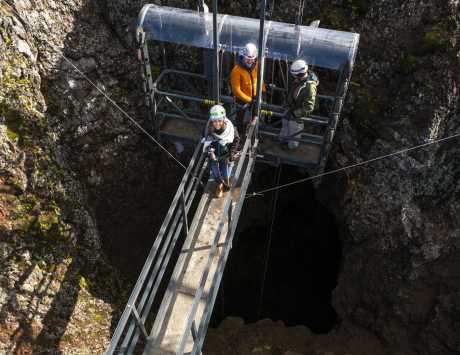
top-left (211, 163), bottom-right (342, 333)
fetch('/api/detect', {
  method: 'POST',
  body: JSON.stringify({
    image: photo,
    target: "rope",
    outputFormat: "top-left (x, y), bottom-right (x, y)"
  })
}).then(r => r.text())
top-left (296, 0), bottom-right (306, 26)
top-left (257, 162), bottom-right (281, 318)
top-left (247, 131), bottom-right (460, 198)
top-left (267, 0), bottom-right (276, 19)
top-left (0, 0), bottom-right (187, 171)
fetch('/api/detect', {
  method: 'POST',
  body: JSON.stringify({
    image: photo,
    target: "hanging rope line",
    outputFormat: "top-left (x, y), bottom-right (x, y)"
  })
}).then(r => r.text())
top-left (60, 56), bottom-right (188, 169)
top-left (257, 162), bottom-right (281, 318)
top-left (1, 0), bottom-right (188, 171)
top-left (296, 0), bottom-right (306, 26)
top-left (267, 0), bottom-right (276, 19)
top-left (247, 131), bottom-right (460, 198)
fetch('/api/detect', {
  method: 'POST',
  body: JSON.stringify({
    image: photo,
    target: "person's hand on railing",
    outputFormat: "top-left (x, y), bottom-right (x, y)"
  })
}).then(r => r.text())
top-left (229, 151), bottom-right (240, 162)
top-left (209, 147), bottom-right (217, 161)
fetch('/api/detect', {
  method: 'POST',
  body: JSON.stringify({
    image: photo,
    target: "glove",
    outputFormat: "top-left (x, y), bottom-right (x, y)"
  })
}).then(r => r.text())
top-left (229, 151), bottom-right (240, 162)
top-left (209, 148), bottom-right (217, 161)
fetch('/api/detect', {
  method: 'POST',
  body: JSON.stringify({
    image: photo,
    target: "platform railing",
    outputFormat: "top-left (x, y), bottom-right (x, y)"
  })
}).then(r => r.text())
top-left (153, 68), bottom-right (334, 120)
top-left (152, 69), bottom-right (335, 156)
top-left (106, 141), bottom-right (209, 355)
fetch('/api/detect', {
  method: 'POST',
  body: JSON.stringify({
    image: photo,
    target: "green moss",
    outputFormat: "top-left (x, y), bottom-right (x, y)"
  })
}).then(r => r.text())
top-left (420, 24), bottom-right (450, 53)
top-left (60, 334), bottom-right (74, 343)
top-left (322, 8), bottom-right (346, 28)
top-left (6, 126), bottom-right (19, 141)
top-left (346, 0), bottom-right (370, 17)
top-left (400, 54), bottom-right (421, 75)
top-left (11, 193), bottom-right (70, 243)
top-left (94, 313), bottom-right (104, 324)
top-left (424, 27), bottom-right (445, 48)
top-left (79, 276), bottom-right (90, 290)
top-left (0, 95), bottom-right (32, 148)
top-left (351, 89), bottom-right (383, 145)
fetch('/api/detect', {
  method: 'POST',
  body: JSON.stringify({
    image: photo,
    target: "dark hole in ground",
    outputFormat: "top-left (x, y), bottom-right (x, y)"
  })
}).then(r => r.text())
top-left (211, 163), bottom-right (341, 333)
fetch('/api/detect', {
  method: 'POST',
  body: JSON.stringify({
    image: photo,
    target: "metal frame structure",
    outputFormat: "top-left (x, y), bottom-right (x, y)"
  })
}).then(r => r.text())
top-left (135, 3), bottom-right (359, 173)
top-left (107, 2), bottom-right (359, 354)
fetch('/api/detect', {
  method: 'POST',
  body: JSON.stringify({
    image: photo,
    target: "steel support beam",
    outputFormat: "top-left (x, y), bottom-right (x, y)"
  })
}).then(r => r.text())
top-left (212, 0), bottom-right (220, 102)
top-left (254, 0), bottom-right (268, 125)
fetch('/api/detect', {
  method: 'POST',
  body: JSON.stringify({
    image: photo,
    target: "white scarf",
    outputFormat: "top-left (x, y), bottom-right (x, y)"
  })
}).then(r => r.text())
top-left (203, 118), bottom-right (235, 151)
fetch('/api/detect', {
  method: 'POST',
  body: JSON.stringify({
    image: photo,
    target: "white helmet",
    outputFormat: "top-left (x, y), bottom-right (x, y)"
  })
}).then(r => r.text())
top-left (290, 59), bottom-right (309, 76)
top-left (240, 43), bottom-right (258, 60)
top-left (209, 104), bottom-right (226, 121)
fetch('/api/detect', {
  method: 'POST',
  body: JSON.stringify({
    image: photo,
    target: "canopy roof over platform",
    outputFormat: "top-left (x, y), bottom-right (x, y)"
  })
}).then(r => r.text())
top-left (138, 4), bottom-right (360, 70)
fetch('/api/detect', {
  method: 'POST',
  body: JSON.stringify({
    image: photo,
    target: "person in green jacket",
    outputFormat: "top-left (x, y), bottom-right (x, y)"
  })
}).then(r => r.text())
top-left (281, 59), bottom-right (319, 149)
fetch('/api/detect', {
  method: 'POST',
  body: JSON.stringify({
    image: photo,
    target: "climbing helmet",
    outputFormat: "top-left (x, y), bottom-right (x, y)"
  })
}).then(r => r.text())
top-left (209, 104), bottom-right (226, 121)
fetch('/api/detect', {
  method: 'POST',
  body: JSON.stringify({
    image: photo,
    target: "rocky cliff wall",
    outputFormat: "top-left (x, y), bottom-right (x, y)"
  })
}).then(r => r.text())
top-left (0, 0), bottom-right (459, 354)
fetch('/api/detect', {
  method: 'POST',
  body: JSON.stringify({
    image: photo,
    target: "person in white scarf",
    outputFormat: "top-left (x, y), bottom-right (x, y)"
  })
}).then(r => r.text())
top-left (203, 105), bottom-right (240, 198)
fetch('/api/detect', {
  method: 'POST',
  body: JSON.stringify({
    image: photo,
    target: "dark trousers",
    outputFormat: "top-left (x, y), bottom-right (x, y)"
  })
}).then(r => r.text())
top-left (210, 159), bottom-right (230, 183)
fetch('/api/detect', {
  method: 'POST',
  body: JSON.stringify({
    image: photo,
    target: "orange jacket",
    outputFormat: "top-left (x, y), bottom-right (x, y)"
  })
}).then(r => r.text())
top-left (230, 62), bottom-right (266, 104)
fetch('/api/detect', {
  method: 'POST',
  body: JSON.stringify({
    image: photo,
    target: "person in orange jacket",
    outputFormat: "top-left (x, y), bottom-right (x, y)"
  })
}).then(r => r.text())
top-left (230, 43), bottom-right (266, 134)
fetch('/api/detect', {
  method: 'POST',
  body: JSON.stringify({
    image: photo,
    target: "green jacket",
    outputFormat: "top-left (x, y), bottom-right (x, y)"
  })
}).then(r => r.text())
top-left (287, 72), bottom-right (319, 119)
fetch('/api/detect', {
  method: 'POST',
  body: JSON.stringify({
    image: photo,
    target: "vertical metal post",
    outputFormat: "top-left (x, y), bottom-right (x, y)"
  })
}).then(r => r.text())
top-left (212, 0), bottom-right (220, 102)
top-left (181, 189), bottom-right (189, 235)
top-left (295, 0), bottom-right (305, 27)
top-left (129, 304), bottom-right (149, 339)
top-left (191, 321), bottom-right (203, 355)
top-left (316, 61), bottom-right (352, 182)
top-left (227, 199), bottom-right (233, 235)
top-left (137, 28), bottom-right (157, 135)
top-left (254, 0), bottom-right (268, 136)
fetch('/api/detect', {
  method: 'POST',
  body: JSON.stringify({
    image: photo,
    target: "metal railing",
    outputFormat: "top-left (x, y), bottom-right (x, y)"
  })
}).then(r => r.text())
top-left (177, 124), bottom-right (258, 355)
top-left (152, 69), bottom-right (333, 152)
top-left (106, 141), bottom-right (209, 355)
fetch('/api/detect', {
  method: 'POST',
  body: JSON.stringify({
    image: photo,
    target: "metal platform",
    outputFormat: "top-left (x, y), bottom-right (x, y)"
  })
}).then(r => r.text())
top-left (159, 116), bottom-right (203, 143)
top-left (260, 135), bottom-right (320, 168)
top-left (159, 116), bottom-right (321, 169)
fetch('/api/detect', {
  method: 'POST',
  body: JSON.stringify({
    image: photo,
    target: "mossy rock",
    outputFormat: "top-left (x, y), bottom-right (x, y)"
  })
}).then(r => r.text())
top-left (350, 88), bottom-right (385, 147)
top-left (399, 54), bottom-right (422, 75)
top-left (11, 193), bottom-right (71, 243)
top-left (79, 276), bottom-right (90, 290)
top-left (345, 0), bottom-right (370, 17)
top-left (424, 25), bottom-right (446, 45)
top-left (419, 23), bottom-right (450, 54)
top-left (321, 7), bottom-right (346, 28)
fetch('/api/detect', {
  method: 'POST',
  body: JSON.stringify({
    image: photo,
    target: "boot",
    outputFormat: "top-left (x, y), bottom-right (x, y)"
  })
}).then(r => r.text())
top-left (223, 177), bottom-right (232, 192)
top-left (215, 182), bottom-right (224, 198)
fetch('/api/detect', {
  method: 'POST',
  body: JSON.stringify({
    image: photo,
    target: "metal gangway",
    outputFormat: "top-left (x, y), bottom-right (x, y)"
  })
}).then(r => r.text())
top-left (106, 123), bottom-right (258, 355)
top-left (107, 1), bottom-right (359, 353)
